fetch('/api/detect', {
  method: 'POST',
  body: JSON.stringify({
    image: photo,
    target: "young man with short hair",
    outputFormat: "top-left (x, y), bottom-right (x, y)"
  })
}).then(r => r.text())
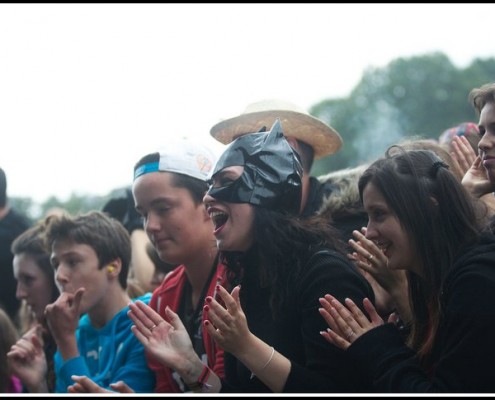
top-left (43, 210), bottom-right (155, 393)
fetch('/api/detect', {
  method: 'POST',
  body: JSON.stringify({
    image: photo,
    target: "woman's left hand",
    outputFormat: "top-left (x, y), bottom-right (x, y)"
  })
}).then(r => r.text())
top-left (318, 295), bottom-right (383, 350)
top-left (203, 285), bottom-right (251, 356)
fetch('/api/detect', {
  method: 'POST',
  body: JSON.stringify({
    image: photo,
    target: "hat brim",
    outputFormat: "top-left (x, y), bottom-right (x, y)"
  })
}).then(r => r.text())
top-left (210, 110), bottom-right (343, 159)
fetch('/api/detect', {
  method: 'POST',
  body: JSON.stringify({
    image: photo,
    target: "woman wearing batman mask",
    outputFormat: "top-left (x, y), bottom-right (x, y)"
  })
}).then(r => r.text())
top-left (125, 120), bottom-right (375, 393)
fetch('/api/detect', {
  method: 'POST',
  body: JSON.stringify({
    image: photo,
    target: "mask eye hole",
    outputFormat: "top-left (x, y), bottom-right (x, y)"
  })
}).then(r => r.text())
top-left (209, 167), bottom-right (244, 188)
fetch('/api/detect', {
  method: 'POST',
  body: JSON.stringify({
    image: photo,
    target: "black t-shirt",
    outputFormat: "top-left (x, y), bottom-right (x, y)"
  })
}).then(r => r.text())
top-left (178, 265), bottom-right (217, 364)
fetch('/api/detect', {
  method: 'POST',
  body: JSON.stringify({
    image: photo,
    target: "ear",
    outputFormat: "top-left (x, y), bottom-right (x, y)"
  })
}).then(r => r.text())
top-left (106, 259), bottom-right (122, 277)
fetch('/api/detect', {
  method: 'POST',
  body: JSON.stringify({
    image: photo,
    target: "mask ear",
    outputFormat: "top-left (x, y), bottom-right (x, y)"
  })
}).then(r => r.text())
top-left (284, 136), bottom-right (298, 150)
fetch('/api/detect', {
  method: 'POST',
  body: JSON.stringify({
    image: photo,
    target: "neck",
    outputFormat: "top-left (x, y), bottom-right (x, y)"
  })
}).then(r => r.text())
top-left (300, 174), bottom-right (310, 213)
top-left (88, 285), bottom-right (131, 329)
top-left (185, 245), bottom-right (219, 309)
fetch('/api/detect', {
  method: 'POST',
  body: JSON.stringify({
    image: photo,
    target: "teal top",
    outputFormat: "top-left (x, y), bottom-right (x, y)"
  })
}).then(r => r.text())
top-left (54, 293), bottom-right (155, 393)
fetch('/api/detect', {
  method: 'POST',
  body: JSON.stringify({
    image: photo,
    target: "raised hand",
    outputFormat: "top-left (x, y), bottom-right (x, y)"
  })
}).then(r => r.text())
top-left (462, 155), bottom-right (494, 198)
top-left (319, 295), bottom-right (383, 350)
top-left (45, 288), bottom-right (85, 343)
top-left (7, 324), bottom-right (48, 392)
top-left (348, 228), bottom-right (410, 323)
top-left (202, 285), bottom-right (250, 355)
top-left (450, 135), bottom-right (477, 178)
top-left (44, 288), bottom-right (85, 361)
top-left (127, 300), bottom-right (198, 373)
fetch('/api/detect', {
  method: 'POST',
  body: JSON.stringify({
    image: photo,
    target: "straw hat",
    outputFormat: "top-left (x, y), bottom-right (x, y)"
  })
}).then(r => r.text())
top-left (210, 99), bottom-right (343, 159)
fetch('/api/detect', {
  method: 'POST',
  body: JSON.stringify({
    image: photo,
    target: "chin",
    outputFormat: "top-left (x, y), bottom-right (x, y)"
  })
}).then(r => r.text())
top-left (487, 171), bottom-right (495, 187)
top-left (217, 242), bottom-right (241, 252)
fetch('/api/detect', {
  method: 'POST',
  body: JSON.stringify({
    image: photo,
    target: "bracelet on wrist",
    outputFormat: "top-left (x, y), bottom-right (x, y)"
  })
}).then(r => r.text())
top-left (250, 346), bottom-right (275, 380)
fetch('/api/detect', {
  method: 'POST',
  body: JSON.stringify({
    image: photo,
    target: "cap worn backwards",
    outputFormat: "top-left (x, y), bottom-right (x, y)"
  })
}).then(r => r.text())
top-left (134, 139), bottom-right (217, 181)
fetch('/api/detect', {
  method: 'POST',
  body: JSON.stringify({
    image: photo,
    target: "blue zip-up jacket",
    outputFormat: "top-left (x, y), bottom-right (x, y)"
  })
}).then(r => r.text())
top-left (54, 293), bottom-right (155, 393)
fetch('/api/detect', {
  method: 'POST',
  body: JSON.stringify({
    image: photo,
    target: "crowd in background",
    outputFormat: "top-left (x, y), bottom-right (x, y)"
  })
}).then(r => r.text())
top-left (1, 82), bottom-right (495, 394)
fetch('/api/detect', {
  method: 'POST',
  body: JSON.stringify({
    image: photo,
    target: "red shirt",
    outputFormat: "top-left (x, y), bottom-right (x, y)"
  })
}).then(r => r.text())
top-left (147, 262), bottom-right (227, 392)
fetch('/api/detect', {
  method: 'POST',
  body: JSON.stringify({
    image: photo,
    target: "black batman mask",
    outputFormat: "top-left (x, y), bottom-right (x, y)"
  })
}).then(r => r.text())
top-left (206, 119), bottom-right (302, 213)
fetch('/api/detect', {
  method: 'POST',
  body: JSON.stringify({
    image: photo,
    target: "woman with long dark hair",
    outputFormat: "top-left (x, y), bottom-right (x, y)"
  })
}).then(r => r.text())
top-left (319, 147), bottom-right (495, 392)
top-left (126, 120), bottom-right (374, 393)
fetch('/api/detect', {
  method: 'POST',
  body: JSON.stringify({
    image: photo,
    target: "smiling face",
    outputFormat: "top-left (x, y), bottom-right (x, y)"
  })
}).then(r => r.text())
top-left (13, 253), bottom-right (54, 322)
top-left (362, 182), bottom-right (421, 275)
top-left (133, 171), bottom-right (215, 265)
top-left (204, 165), bottom-right (255, 252)
top-left (207, 121), bottom-right (303, 213)
top-left (478, 101), bottom-right (495, 185)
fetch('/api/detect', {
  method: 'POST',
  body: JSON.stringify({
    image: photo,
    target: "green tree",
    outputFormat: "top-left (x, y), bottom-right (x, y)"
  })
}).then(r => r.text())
top-left (310, 52), bottom-right (495, 176)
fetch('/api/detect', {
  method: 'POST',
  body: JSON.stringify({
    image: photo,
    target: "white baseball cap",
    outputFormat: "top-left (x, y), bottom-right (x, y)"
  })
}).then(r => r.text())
top-left (134, 138), bottom-right (217, 181)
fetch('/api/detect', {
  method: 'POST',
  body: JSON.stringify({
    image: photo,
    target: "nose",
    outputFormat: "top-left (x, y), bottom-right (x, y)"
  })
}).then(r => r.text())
top-left (55, 265), bottom-right (69, 286)
top-left (15, 283), bottom-right (26, 300)
top-left (203, 192), bottom-right (214, 207)
top-left (364, 220), bottom-right (377, 240)
top-left (478, 133), bottom-right (492, 155)
top-left (144, 212), bottom-right (161, 235)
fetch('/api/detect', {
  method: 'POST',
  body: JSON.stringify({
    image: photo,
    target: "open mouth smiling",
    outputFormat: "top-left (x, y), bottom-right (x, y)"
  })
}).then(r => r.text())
top-left (209, 210), bottom-right (229, 231)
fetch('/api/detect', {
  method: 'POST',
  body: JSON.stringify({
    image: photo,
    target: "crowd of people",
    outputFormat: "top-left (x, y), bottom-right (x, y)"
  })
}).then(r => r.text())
top-left (1, 82), bottom-right (495, 394)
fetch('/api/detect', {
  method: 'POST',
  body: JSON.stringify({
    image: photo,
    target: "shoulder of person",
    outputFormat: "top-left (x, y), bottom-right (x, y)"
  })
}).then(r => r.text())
top-left (132, 291), bottom-right (153, 305)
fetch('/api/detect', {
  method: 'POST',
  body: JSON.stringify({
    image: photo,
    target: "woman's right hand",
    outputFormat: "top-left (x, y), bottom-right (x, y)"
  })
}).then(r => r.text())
top-left (348, 228), bottom-right (410, 323)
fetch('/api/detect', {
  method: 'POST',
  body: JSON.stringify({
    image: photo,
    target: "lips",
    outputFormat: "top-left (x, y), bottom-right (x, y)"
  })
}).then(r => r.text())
top-left (209, 210), bottom-right (229, 233)
top-left (375, 241), bottom-right (389, 256)
top-left (151, 234), bottom-right (171, 247)
top-left (483, 155), bottom-right (495, 166)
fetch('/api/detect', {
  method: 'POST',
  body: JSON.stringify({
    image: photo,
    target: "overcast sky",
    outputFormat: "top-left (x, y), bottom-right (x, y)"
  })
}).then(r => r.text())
top-left (1, 3), bottom-right (494, 204)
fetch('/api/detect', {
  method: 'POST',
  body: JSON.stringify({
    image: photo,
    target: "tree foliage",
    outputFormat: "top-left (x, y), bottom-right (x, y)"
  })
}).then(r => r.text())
top-left (9, 52), bottom-right (495, 218)
top-left (10, 192), bottom-right (113, 222)
top-left (310, 52), bottom-right (495, 176)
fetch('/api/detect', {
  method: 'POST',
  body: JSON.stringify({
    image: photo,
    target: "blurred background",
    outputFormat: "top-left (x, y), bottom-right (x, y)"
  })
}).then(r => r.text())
top-left (1, 4), bottom-right (493, 220)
